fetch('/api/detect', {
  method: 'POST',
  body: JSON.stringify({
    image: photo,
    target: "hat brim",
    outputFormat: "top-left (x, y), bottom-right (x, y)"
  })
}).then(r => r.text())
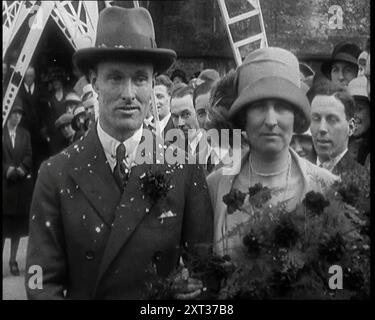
top-left (229, 77), bottom-right (311, 134)
top-left (63, 100), bottom-right (81, 107)
top-left (320, 58), bottom-right (358, 78)
top-left (73, 48), bottom-right (176, 76)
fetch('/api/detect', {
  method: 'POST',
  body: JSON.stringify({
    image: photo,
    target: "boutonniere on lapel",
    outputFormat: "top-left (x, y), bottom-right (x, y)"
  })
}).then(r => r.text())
top-left (140, 170), bottom-right (171, 211)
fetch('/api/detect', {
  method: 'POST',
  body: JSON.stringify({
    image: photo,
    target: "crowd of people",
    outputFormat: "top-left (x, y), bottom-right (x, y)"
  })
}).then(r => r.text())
top-left (2, 6), bottom-right (370, 299)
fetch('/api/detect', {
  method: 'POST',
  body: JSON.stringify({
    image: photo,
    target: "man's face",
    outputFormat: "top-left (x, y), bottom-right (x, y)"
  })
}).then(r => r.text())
top-left (75, 114), bottom-right (86, 128)
top-left (24, 67), bottom-right (36, 87)
top-left (171, 94), bottom-right (199, 136)
top-left (353, 98), bottom-right (370, 137)
top-left (310, 95), bottom-right (354, 162)
top-left (66, 104), bottom-right (77, 115)
top-left (92, 61), bottom-right (153, 139)
top-left (52, 79), bottom-right (63, 91)
top-left (60, 124), bottom-right (74, 139)
top-left (365, 54), bottom-right (370, 98)
top-left (3, 63), bottom-right (8, 83)
top-left (330, 62), bottom-right (357, 87)
top-left (245, 99), bottom-right (295, 157)
top-left (8, 111), bottom-right (22, 127)
top-left (195, 92), bottom-right (210, 129)
top-left (154, 84), bottom-right (170, 120)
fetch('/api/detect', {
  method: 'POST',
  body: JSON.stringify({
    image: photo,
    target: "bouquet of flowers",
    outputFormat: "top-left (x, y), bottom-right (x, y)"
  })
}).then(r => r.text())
top-left (144, 166), bottom-right (370, 300)
top-left (215, 167), bottom-right (370, 299)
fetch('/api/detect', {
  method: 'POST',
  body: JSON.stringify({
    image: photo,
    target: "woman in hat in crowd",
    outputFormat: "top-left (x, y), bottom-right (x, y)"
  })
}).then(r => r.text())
top-left (290, 129), bottom-right (317, 164)
top-left (207, 47), bottom-right (338, 258)
top-left (63, 91), bottom-right (82, 115)
top-left (2, 97), bottom-right (34, 276)
top-left (53, 112), bottom-right (75, 153)
top-left (321, 41), bottom-right (361, 87)
top-left (45, 68), bottom-right (69, 155)
top-left (81, 83), bottom-right (99, 128)
top-left (171, 68), bottom-right (187, 86)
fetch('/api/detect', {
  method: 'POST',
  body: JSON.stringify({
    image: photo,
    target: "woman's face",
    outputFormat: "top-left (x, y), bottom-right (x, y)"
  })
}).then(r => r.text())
top-left (52, 79), bottom-right (63, 91)
top-left (245, 99), bottom-right (295, 156)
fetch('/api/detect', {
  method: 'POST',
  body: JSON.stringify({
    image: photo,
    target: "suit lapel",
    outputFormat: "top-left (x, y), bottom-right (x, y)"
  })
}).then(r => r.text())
top-left (94, 132), bottom-right (161, 291)
top-left (332, 151), bottom-right (350, 175)
top-left (68, 128), bottom-right (121, 227)
top-left (13, 128), bottom-right (22, 159)
top-left (4, 128), bottom-right (13, 157)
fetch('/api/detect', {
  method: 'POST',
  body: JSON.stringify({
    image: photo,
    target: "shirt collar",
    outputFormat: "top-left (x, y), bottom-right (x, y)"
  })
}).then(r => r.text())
top-left (144, 115), bottom-right (154, 127)
top-left (24, 82), bottom-right (35, 94)
top-left (189, 130), bottom-right (203, 154)
top-left (159, 113), bottom-right (171, 133)
top-left (97, 120), bottom-right (143, 170)
top-left (316, 148), bottom-right (348, 172)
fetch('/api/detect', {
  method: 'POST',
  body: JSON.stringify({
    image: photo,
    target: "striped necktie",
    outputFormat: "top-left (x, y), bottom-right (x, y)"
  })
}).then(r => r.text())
top-left (113, 143), bottom-right (129, 192)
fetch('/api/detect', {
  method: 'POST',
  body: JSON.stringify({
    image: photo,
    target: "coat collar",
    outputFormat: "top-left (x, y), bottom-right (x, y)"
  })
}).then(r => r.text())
top-left (90, 128), bottom-right (166, 294)
top-left (68, 127), bottom-right (121, 227)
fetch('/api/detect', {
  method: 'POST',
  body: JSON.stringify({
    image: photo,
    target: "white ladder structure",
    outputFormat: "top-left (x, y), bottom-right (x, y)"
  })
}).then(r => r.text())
top-left (216, 0), bottom-right (268, 66)
top-left (3, 0), bottom-right (267, 127)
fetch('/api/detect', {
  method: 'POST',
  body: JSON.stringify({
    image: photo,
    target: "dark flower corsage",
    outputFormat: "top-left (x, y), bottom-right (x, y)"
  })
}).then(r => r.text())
top-left (248, 183), bottom-right (272, 208)
top-left (302, 191), bottom-right (330, 216)
top-left (140, 170), bottom-right (171, 207)
top-left (223, 189), bottom-right (246, 214)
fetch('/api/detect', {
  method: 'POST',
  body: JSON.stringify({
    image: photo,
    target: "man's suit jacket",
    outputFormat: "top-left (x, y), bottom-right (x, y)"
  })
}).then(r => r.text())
top-left (3, 126), bottom-right (33, 217)
top-left (19, 83), bottom-right (50, 171)
top-left (25, 127), bottom-right (213, 299)
top-left (332, 150), bottom-right (367, 177)
top-left (19, 84), bottom-right (42, 134)
top-left (162, 116), bottom-right (175, 139)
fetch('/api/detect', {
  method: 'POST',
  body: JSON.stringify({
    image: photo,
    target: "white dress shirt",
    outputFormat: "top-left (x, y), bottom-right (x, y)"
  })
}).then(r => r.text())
top-left (159, 113), bottom-right (171, 134)
top-left (316, 148), bottom-right (348, 172)
top-left (97, 121), bottom-right (143, 172)
top-left (24, 82), bottom-right (35, 94)
top-left (8, 126), bottom-right (17, 148)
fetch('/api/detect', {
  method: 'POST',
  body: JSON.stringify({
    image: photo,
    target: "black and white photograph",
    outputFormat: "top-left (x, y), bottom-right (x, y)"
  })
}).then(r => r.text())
top-left (2, 0), bottom-right (371, 306)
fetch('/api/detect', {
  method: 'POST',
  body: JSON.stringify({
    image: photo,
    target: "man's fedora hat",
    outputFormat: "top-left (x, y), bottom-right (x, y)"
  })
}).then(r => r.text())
top-left (73, 7), bottom-right (176, 75)
top-left (228, 47), bottom-right (311, 134)
top-left (321, 41), bottom-right (361, 78)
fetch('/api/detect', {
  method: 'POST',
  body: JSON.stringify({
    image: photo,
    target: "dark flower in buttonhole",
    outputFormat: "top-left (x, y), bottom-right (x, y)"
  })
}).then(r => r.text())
top-left (273, 214), bottom-right (300, 248)
top-left (248, 183), bottom-right (272, 208)
top-left (318, 232), bottom-right (346, 263)
top-left (140, 170), bottom-right (171, 205)
top-left (223, 189), bottom-right (246, 214)
top-left (302, 191), bottom-right (330, 216)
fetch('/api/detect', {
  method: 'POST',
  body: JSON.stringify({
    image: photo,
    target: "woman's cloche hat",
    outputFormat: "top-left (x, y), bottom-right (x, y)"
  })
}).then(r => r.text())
top-left (228, 47), bottom-right (311, 133)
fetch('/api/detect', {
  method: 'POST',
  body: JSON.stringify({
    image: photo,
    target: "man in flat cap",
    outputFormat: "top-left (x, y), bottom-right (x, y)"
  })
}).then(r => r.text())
top-left (54, 113), bottom-right (75, 152)
top-left (26, 6), bottom-right (213, 300)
